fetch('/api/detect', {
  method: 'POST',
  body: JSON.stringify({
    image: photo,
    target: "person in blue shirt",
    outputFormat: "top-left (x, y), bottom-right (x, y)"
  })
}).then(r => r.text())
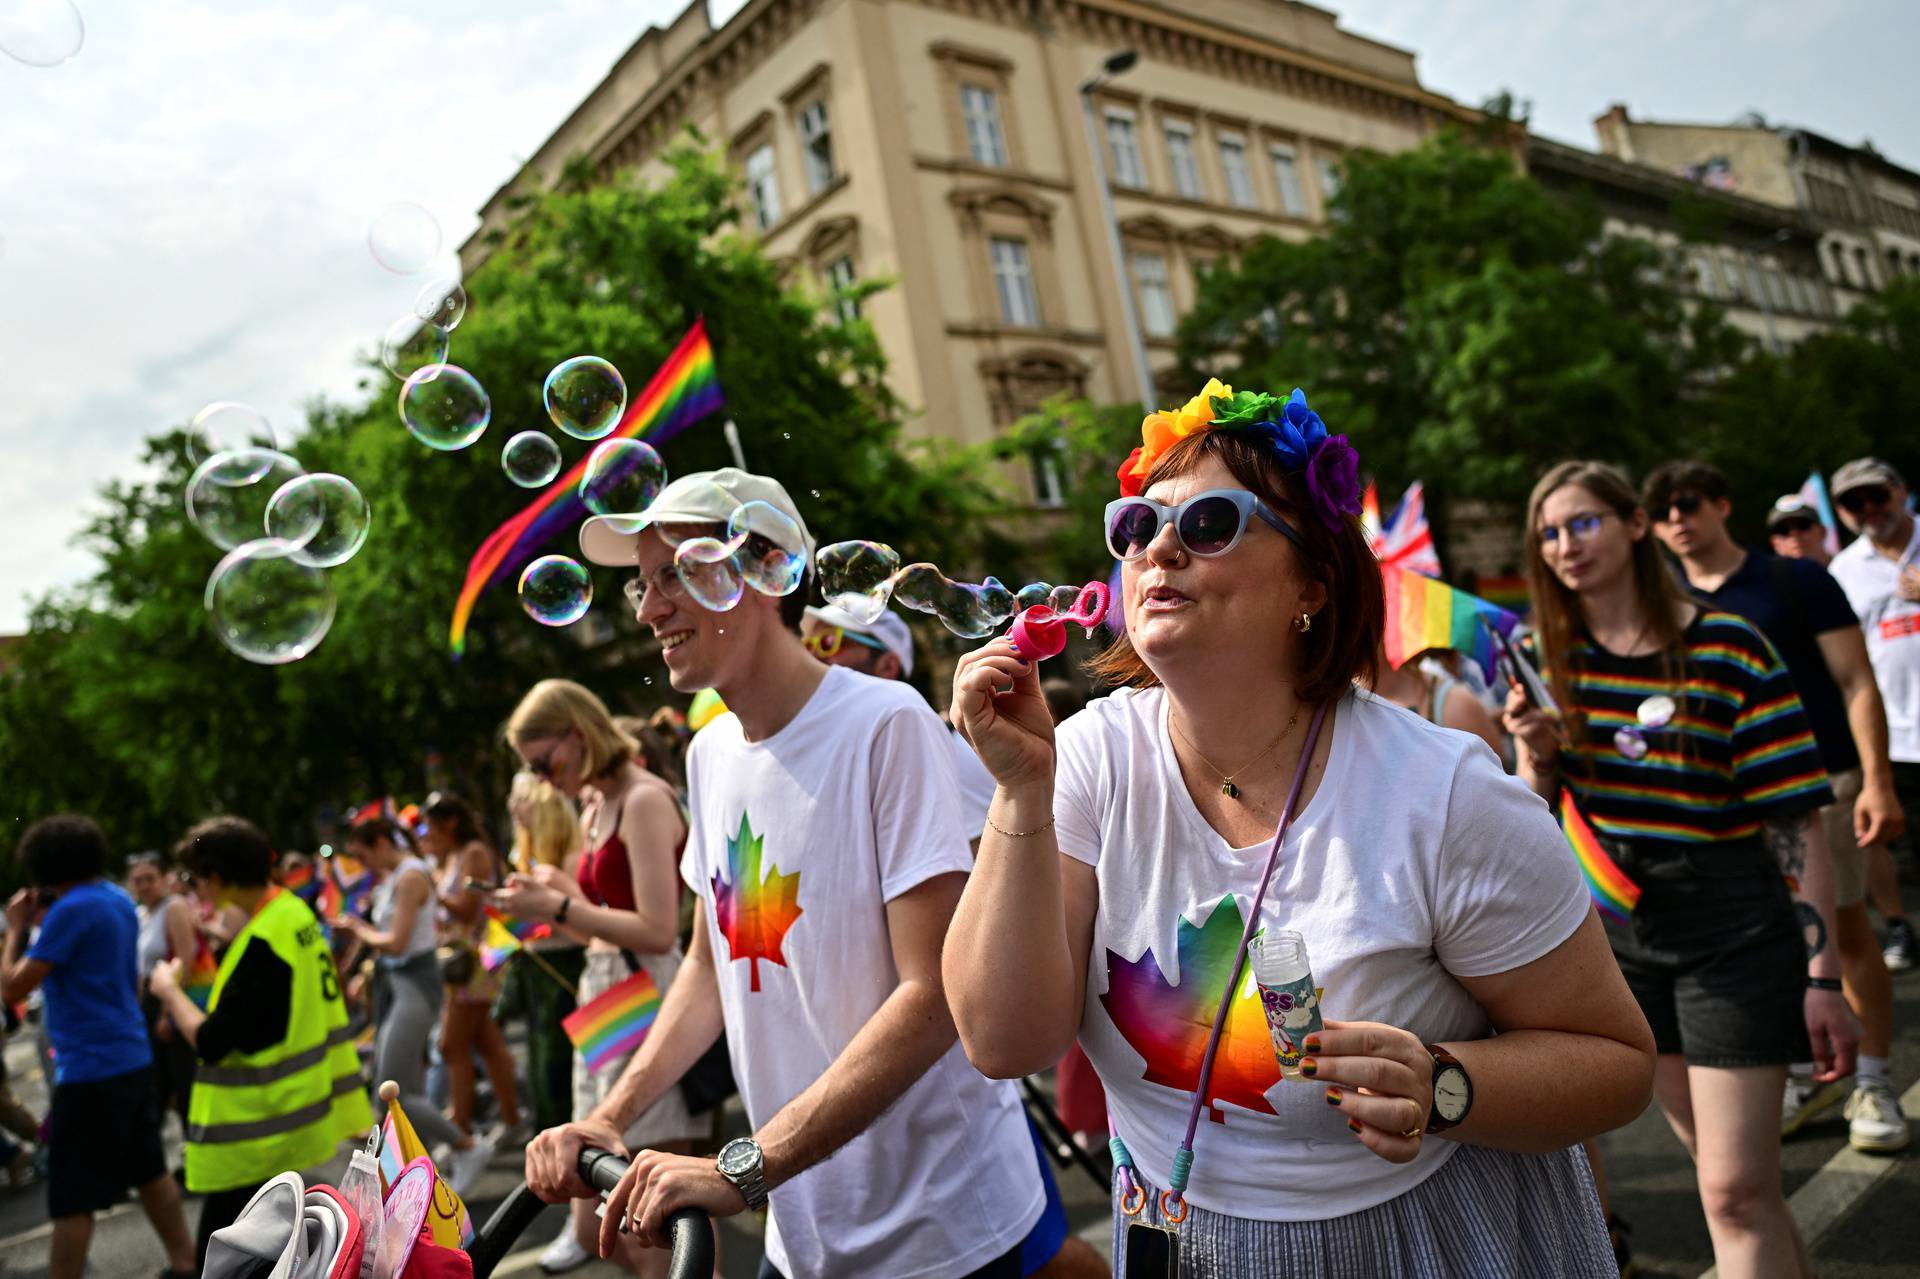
top-left (2, 815), bottom-right (196, 1279)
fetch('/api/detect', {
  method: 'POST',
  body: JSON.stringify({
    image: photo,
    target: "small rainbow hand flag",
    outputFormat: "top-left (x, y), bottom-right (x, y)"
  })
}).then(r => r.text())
top-left (1559, 788), bottom-right (1641, 924)
top-left (479, 916), bottom-right (521, 974)
top-left (448, 320), bottom-right (724, 656)
top-left (562, 968), bottom-right (661, 1075)
top-left (182, 945), bottom-right (220, 1010)
top-left (1380, 563), bottom-right (1519, 682)
top-left (484, 905), bottom-right (553, 945)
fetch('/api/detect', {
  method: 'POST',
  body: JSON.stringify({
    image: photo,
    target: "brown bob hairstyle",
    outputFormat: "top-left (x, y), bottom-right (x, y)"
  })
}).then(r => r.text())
top-left (1088, 428), bottom-right (1383, 703)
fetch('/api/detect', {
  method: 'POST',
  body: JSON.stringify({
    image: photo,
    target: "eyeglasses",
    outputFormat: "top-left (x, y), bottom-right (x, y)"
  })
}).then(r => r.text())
top-left (1836, 485), bottom-right (1891, 514)
top-left (1656, 494), bottom-right (1703, 521)
top-left (622, 563), bottom-right (690, 612)
top-left (1772, 517), bottom-right (1818, 536)
top-left (1104, 489), bottom-right (1306, 562)
top-left (1538, 511), bottom-right (1614, 546)
top-left (804, 627), bottom-right (890, 659)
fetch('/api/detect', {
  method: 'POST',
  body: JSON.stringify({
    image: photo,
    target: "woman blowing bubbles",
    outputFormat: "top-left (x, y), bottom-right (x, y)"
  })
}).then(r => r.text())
top-left (942, 384), bottom-right (1654, 1277)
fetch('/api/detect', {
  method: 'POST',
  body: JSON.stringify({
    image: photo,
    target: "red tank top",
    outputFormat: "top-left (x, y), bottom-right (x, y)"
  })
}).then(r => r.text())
top-left (577, 831), bottom-right (637, 913)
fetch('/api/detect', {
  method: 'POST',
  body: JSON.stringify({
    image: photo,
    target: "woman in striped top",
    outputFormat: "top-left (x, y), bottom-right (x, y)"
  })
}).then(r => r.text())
top-left (1507, 461), bottom-right (1858, 1279)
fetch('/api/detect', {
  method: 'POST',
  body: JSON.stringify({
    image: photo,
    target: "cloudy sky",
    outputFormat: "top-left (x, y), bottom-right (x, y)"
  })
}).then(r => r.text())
top-left (1, 0), bottom-right (1914, 631)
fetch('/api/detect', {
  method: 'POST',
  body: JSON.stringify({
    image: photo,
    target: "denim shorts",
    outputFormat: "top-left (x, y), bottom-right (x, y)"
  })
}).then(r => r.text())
top-left (1603, 838), bottom-right (1810, 1067)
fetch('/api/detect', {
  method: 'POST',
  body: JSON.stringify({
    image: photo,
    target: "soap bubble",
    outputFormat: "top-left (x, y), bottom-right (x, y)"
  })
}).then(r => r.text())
top-left (579, 439), bottom-right (665, 516)
top-left (893, 565), bottom-right (1014, 639)
top-left (187, 403), bottom-right (277, 478)
top-left (412, 277), bottom-right (467, 330)
top-left (381, 316), bottom-right (450, 379)
top-left (187, 449), bottom-right (309, 551)
top-left (728, 501), bottom-right (806, 597)
top-left (265, 474), bottom-right (370, 568)
top-left (0, 0), bottom-right (84, 67)
top-left (543, 357), bottom-right (626, 440)
top-left (502, 431), bottom-right (562, 487)
top-left (518, 555), bottom-right (592, 626)
top-left (1015, 582), bottom-right (1053, 611)
top-left (1047, 584), bottom-right (1083, 615)
top-left (672, 537), bottom-right (746, 613)
top-left (368, 202), bottom-right (441, 274)
top-left (399, 364), bottom-right (489, 451)
top-left (204, 539), bottom-right (337, 665)
top-left (815, 541), bottom-right (901, 625)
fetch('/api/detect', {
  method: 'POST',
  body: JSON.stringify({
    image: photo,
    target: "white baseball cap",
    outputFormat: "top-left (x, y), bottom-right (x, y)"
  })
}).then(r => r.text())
top-left (804, 604), bottom-right (915, 676)
top-left (578, 467), bottom-right (815, 568)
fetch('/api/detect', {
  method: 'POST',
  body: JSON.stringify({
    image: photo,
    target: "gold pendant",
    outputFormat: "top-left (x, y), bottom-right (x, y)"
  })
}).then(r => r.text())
top-left (1221, 781), bottom-right (1239, 799)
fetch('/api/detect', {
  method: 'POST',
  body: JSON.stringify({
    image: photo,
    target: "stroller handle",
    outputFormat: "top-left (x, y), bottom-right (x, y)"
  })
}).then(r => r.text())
top-left (466, 1148), bottom-right (716, 1279)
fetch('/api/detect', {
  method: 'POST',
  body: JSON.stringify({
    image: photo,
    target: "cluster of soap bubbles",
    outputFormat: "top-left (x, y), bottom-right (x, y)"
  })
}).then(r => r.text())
top-left (669, 502), bottom-right (808, 612)
top-left (184, 404), bottom-right (370, 665)
top-left (0, 0), bottom-right (85, 68)
top-left (817, 541), bottom-right (1103, 641)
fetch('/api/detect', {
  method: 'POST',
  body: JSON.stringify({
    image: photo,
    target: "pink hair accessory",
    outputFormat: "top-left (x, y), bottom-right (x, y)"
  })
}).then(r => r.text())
top-left (1007, 580), bottom-right (1110, 661)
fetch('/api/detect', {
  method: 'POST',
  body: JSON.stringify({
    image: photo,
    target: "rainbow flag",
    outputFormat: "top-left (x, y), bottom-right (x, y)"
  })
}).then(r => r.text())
top-left (448, 320), bottom-right (725, 655)
top-left (1559, 788), bottom-right (1640, 925)
top-left (182, 945), bottom-right (220, 1010)
top-left (378, 1096), bottom-right (474, 1248)
top-left (1472, 572), bottom-right (1531, 616)
top-left (1380, 563), bottom-right (1519, 682)
top-left (485, 906), bottom-right (553, 945)
top-left (562, 968), bottom-right (661, 1074)
top-left (1360, 480), bottom-right (1382, 542)
top-left (478, 916), bottom-right (521, 973)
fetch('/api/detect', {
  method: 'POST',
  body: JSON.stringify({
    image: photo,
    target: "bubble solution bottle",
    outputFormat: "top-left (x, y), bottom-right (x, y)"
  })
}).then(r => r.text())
top-left (1248, 930), bottom-right (1323, 1080)
top-left (338, 1147), bottom-right (386, 1279)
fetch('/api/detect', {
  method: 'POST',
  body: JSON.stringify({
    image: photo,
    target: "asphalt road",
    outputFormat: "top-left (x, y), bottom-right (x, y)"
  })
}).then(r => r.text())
top-left (0, 962), bottom-right (1913, 1277)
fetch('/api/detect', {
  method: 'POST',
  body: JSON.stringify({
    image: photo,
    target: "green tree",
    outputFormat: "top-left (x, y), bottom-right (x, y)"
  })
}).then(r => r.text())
top-left (0, 139), bottom-right (1000, 875)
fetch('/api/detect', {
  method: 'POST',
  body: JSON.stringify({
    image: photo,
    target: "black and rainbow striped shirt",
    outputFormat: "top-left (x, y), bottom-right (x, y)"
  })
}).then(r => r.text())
top-left (1556, 611), bottom-right (1833, 844)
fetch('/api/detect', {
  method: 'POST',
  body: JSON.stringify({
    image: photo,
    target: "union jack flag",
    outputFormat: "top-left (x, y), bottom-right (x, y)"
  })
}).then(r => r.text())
top-left (1370, 480), bottom-right (1442, 578)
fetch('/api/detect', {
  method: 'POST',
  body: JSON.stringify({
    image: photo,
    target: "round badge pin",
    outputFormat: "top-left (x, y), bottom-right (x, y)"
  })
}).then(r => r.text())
top-left (1614, 726), bottom-right (1650, 760)
top-left (1637, 694), bottom-right (1677, 729)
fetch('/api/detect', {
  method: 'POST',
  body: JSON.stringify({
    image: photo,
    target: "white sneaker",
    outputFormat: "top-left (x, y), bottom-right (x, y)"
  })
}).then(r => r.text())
top-left (538, 1225), bottom-right (593, 1274)
top-left (1844, 1078), bottom-right (1912, 1153)
top-left (447, 1131), bottom-right (497, 1197)
top-left (1780, 1076), bottom-right (1850, 1136)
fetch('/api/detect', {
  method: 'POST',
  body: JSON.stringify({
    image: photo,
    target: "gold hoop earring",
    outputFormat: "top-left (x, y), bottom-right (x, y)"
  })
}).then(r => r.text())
top-left (1295, 612), bottom-right (1313, 633)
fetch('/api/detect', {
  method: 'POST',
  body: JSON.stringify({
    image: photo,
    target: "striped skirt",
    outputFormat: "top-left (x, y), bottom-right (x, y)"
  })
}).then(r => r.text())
top-left (1110, 1143), bottom-right (1615, 1278)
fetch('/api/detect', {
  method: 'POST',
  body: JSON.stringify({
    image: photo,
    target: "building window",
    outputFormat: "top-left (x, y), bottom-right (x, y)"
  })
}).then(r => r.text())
top-left (797, 100), bottom-right (834, 196)
top-left (1719, 256), bottom-right (1745, 299)
top-left (961, 85), bottom-right (1008, 167)
top-left (1163, 121), bottom-right (1203, 200)
top-left (1315, 154), bottom-right (1342, 214)
top-left (1218, 134), bottom-right (1257, 208)
top-left (1031, 451), bottom-right (1066, 508)
top-left (1106, 109), bottom-right (1147, 188)
top-left (990, 236), bottom-right (1041, 326)
top-left (1270, 143), bottom-right (1307, 216)
top-left (745, 143), bottom-right (781, 231)
top-left (1690, 251), bottom-right (1719, 299)
top-left (1854, 246), bottom-right (1873, 289)
top-left (825, 254), bottom-right (859, 322)
top-left (1131, 251), bottom-right (1178, 337)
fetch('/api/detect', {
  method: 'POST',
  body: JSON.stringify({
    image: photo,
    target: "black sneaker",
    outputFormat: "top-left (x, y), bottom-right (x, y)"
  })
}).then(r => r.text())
top-left (1886, 918), bottom-right (1916, 972)
top-left (1608, 1213), bottom-right (1636, 1279)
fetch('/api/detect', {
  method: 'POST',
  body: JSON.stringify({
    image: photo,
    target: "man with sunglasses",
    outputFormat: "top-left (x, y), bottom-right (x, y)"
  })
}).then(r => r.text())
top-left (526, 469), bottom-right (1044, 1279)
top-left (1830, 458), bottom-right (1920, 972)
top-left (1769, 496), bottom-right (1834, 567)
top-left (1644, 460), bottom-right (1909, 1153)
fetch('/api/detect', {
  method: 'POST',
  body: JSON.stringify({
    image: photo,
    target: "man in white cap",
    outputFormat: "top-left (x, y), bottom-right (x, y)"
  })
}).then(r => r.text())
top-left (801, 604), bottom-right (998, 843)
top-left (1768, 495), bottom-right (1834, 567)
top-left (526, 469), bottom-right (1043, 1279)
top-left (1829, 457), bottom-right (1920, 974)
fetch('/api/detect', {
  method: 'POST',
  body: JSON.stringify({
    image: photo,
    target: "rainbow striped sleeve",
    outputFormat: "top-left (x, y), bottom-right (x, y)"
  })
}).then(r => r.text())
top-left (1714, 615), bottom-right (1833, 820)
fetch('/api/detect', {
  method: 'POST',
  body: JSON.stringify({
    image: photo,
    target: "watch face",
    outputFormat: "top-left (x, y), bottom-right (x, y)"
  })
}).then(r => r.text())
top-left (1434, 1066), bottom-right (1471, 1121)
top-left (717, 1139), bottom-right (758, 1176)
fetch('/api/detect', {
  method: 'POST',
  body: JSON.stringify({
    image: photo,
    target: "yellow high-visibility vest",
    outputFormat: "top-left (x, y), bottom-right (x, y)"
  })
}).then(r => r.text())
top-left (185, 890), bottom-right (371, 1192)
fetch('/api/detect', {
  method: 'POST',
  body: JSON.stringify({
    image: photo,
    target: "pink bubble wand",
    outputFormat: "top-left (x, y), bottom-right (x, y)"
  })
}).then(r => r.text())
top-left (1006, 581), bottom-right (1111, 662)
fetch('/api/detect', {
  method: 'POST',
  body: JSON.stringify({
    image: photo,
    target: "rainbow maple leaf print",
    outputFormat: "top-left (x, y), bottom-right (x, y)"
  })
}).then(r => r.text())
top-left (1100, 895), bottom-right (1279, 1123)
top-left (710, 812), bottom-right (802, 993)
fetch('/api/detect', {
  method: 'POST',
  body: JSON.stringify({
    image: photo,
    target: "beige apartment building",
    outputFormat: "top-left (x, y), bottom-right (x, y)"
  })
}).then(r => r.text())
top-left (1593, 105), bottom-right (1920, 316)
top-left (464, 0), bottom-right (1475, 472)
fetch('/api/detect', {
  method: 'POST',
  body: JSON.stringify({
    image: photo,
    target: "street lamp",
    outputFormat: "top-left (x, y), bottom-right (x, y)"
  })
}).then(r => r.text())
top-left (1079, 49), bottom-right (1157, 410)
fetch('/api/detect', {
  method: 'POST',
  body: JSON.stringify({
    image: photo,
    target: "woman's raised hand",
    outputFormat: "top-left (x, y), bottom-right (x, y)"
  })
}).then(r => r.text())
top-left (1501, 682), bottom-right (1560, 767)
top-left (951, 637), bottom-right (1056, 791)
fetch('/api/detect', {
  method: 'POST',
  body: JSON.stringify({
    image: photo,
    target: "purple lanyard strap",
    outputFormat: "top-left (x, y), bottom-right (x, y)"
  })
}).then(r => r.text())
top-left (1114, 698), bottom-right (1332, 1224)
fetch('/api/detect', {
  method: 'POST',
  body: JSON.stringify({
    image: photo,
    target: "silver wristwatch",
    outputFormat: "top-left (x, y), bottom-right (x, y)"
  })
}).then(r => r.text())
top-left (716, 1137), bottom-right (769, 1211)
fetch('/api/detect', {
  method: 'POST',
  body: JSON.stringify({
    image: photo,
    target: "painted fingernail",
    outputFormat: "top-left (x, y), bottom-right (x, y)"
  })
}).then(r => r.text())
top-left (1299, 1057), bottom-right (1317, 1077)
top-left (1347, 1118), bottom-right (1363, 1135)
top-left (1303, 1035), bottom-right (1322, 1053)
top-left (1324, 1087), bottom-right (1342, 1106)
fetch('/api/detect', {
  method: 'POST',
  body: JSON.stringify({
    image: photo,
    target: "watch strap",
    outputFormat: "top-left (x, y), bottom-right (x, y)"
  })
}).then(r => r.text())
top-left (718, 1140), bottom-right (769, 1211)
top-left (1423, 1043), bottom-right (1470, 1133)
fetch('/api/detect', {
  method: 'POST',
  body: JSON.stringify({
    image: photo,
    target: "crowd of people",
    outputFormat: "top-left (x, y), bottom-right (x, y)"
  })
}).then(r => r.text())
top-left (3, 388), bottom-right (1916, 1279)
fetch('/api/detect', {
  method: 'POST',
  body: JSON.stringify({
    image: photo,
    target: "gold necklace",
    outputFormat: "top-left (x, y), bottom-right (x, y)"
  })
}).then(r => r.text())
top-left (1170, 702), bottom-right (1305, 800)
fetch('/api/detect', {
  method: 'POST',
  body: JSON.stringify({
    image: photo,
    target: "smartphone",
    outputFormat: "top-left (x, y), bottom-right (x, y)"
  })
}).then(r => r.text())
top-left (1124, 1223), bottom-right (1179, 1279)
top-left (464, 878), bottom-right (502, 893)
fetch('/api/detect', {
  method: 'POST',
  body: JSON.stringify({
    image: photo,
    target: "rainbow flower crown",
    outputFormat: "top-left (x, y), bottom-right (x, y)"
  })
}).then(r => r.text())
top-left (1116, 379), bottom-right (1363, 531)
